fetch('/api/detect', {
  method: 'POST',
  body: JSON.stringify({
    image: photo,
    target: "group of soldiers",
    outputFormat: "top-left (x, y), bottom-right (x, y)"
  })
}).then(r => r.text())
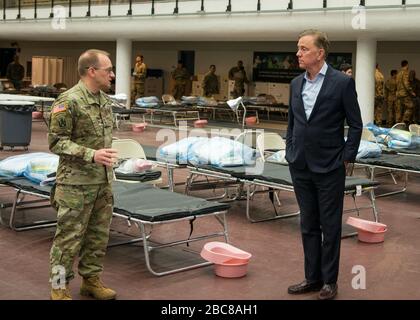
top-left (375, 60), bottom-right (420, 127)
top-left (171, 59), bottom-right (250, 100)
top-left (199, 60), bottom-right (250, 99)
top-left (131, 57), bottom-right (250, 101)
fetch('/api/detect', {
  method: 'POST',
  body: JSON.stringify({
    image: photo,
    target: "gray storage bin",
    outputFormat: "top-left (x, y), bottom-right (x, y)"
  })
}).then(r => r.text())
top-left (0, 101), bottom-right (35, 150)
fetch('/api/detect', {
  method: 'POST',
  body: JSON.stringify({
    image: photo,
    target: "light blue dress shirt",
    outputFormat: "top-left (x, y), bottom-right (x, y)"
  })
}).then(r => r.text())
top-left (302, 62), bottom-right (328, 120)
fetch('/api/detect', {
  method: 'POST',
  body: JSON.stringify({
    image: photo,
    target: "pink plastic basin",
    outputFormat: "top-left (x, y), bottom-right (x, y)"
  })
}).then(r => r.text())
top-left (134, 160), bottom-right (153, 172)
top-left (214, 260), bottom-right (249, 278)
top-left (132, 123), bottom-right (147, 132)
top-left (194, 119), bottom-right (208, 128)
top-left (245, 116), bottom-right (257, 125)
top-left (358, 228), bottom-right (387, 243)
top-left (32, 111), bottom-right (43, 119)
top-left (200, 242), bottom-right (252, 265)
top-left (346, 217), bottom-right (387, 233)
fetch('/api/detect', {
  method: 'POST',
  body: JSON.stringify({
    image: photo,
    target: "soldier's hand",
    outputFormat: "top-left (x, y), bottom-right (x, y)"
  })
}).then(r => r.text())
top-left (94, 149), bottom-right (118, 167)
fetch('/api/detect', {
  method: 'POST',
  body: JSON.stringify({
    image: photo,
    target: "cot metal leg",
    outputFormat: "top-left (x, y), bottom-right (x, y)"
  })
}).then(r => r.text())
top-left (371, 166), bottom-right (409, 198)
top-left (168, 167), bottom-right (174, 192)
top-left (245, 183), bottom-right (299, 223)
top-left (342, 187), bottom-right (379, 238)
top-left (8, 189), bottom-right (56, 231)
top-left (138, 213), bottom-right (228, 276)
top-left (369, 188), bottom-right (379, 222)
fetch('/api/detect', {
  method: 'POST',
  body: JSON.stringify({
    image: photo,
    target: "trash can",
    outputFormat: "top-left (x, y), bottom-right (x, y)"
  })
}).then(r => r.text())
top-left (0, 100), bottom-right (35, 151)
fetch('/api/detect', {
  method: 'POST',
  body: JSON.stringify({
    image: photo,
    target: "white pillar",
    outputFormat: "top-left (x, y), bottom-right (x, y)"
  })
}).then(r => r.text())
top-left (115, 38), bottom-right (132, 108)
top-left (355, 38), bottom-right (377, 125)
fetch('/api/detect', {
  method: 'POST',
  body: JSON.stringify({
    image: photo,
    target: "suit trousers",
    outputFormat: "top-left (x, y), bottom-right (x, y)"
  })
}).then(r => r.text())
top-left (289, 164), bottom-right (345, 284)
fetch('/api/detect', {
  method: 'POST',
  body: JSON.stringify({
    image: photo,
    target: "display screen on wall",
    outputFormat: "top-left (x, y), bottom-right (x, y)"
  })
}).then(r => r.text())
top-left (252, 52), bottom-right (352, 83)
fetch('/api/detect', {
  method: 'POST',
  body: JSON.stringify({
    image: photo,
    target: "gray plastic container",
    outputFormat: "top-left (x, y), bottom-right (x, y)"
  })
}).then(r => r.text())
top-left (0, 101), bottom-right (35, 150)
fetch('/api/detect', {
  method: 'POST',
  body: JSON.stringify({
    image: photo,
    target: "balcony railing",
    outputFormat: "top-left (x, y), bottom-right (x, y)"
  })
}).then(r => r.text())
top-left (1, 0), bottom-right (419, 20)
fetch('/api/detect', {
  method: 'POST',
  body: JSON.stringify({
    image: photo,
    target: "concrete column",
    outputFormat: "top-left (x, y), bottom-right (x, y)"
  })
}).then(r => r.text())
top-left (115, 38), bottom-right (132, 108)
top-left (355, 38), bottom-right (377, 124)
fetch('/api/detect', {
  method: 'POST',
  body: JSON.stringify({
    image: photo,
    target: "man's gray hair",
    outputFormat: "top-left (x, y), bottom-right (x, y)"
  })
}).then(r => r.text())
top-left (298, 29), bottom-right (330, 59)
top-left (78, 49), bottom-right (110, 77)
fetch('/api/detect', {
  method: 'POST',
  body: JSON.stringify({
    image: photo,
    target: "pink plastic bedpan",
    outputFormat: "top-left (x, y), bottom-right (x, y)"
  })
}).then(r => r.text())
top-left (346, 217), bottom-right (388, 243)
top-left (214, 260), bottom-right (250, 278)
top-left (357, 228), bottom-right (387, 243)
top-left (245, 116), bottom-right (257, 125)
top-left (200, 242), bottom-right (252, 265)
top-left (32, 111), bottom-right (43, 119)
top-left (134, 160), bottom-right (153, 172)
top-left (132, 123), bottom-right (147, 132)
top-left (194, 119), bottom-right (208, 128)
top-left (346, 217), bottom-right (387, 233)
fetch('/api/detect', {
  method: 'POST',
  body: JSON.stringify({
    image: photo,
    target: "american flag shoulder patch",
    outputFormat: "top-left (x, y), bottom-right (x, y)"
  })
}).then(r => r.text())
top-left (52, 104), bottom-right (67, 114)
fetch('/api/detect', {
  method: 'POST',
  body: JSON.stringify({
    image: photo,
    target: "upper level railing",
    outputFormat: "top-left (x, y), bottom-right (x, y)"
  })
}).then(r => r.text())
top-left (1, 0), bottom-right (419, 20)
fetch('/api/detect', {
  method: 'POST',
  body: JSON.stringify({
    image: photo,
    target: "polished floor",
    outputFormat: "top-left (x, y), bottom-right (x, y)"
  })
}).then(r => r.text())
top-left (0, 119), bottom-right (419, 300)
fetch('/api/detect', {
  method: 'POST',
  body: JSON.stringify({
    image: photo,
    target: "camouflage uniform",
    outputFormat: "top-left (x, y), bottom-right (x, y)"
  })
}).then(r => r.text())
top-left (374, 69), bottom-right (385, 125)
top-left (385, 77), bottom-right (397, 126)
top-left (48, 80), bottom-right (114, 284)
top-left (396, 66), bottom-right (415, 124)
top-left (171, 67), bottom-right (189, 100)
top-left (228, 66), bottom-right (249, 99)
top-left (133, 62), bottom-right (147, 101)
top-left (202, 72), bottom-right (219, 97)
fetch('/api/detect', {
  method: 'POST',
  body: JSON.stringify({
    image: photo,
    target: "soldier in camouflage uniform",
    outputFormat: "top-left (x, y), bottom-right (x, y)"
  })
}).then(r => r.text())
top-left (396, 60), bottom-right (416, 125)
top-left (385, 70), bottom-right (398, 127)
top-left (48, 49), bottom-right (117, 300)
top-left (374, 64), bottom-right (385, 125)
top-left (171, 60), bottom-right (190, 100)
top-left (132, 55), bottom-right (147, 101)
top-left (228, 60), bottom-right (249, 99)
top-left (202, 64), bottom-right (219, 97)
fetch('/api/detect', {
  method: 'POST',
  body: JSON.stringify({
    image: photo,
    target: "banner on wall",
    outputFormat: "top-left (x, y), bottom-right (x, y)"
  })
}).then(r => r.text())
top-left (252, 52), bottom-right (352, 83)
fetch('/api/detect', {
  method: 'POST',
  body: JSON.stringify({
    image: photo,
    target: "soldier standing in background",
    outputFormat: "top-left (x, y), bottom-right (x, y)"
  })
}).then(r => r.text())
top-left (6, 55), bottom-right (25, 91)
top-left (385, 70), bottom-right (398, 127)
top-left (171, 60), bottom-right (190, 100)
top-left (409, 70), bottom-right (420, 124)
top-left (228, 60), bottom-right (249, 98)
top-left (340, 63), bottom-right (353, 77)
top-left (202, 64), bottom-right (219, 97)
top-left (374, 64), bottom-right (385, 126)
top-left (48, 49), bottom-right (117, 300)
top-left (396, 60), bottom-right (416, 126)
top-left (132, 55), bottom-right (147, 101)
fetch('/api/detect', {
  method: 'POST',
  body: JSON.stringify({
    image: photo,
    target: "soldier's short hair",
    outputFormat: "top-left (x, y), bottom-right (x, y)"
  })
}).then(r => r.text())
top-left (391, 70), bottom-right (398, 76)
top-left (298, 29), bottom-right (330, 59)
top-left (340, 63), bottom-right (352, 72)
top-left (209, 64), bottom-right (216, 69)
top-left (401, 60), bottom-right (409, 67)
top-left (78, 49), bottom-right (110, 77)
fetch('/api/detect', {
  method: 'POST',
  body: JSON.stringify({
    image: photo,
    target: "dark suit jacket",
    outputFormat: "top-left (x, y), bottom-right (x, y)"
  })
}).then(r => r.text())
top-left (285, 65), bottom-right (363, 173)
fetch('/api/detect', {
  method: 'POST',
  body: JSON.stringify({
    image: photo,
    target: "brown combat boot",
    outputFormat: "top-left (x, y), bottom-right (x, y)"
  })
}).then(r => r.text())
top-left (80, 276), bottom-right (116, 300)
top-left (50, 285), bottom-right (72, 300)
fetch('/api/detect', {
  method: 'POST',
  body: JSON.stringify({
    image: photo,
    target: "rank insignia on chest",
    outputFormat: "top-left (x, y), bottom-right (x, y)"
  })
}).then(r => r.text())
top-left (52, 104), bottom-right (67, 114)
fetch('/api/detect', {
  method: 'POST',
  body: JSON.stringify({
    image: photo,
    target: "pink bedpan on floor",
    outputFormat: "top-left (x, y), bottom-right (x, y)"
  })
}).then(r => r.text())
top-left (132, 123), bottom-right (147, 132)
top-left (200, 242), bottom-right (252, 278)
top-left (32, 111), bottom-right (43, 119)
top-left (346, 217), bottom-right (388, 243)
top-left (194, 119), bottom-right (208, 128)
top-left (245, 116), bottom-right (257, 126)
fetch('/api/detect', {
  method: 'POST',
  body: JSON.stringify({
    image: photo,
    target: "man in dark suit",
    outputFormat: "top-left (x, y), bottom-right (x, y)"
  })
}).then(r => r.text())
top-left (285, 30), bottom-right (362, 300)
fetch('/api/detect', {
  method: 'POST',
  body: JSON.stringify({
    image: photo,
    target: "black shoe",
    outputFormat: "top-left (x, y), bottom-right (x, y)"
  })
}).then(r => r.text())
top-left (287, 280), bottom-right (323, 295)
top-left (318, 283), bottom-right (338, 300)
